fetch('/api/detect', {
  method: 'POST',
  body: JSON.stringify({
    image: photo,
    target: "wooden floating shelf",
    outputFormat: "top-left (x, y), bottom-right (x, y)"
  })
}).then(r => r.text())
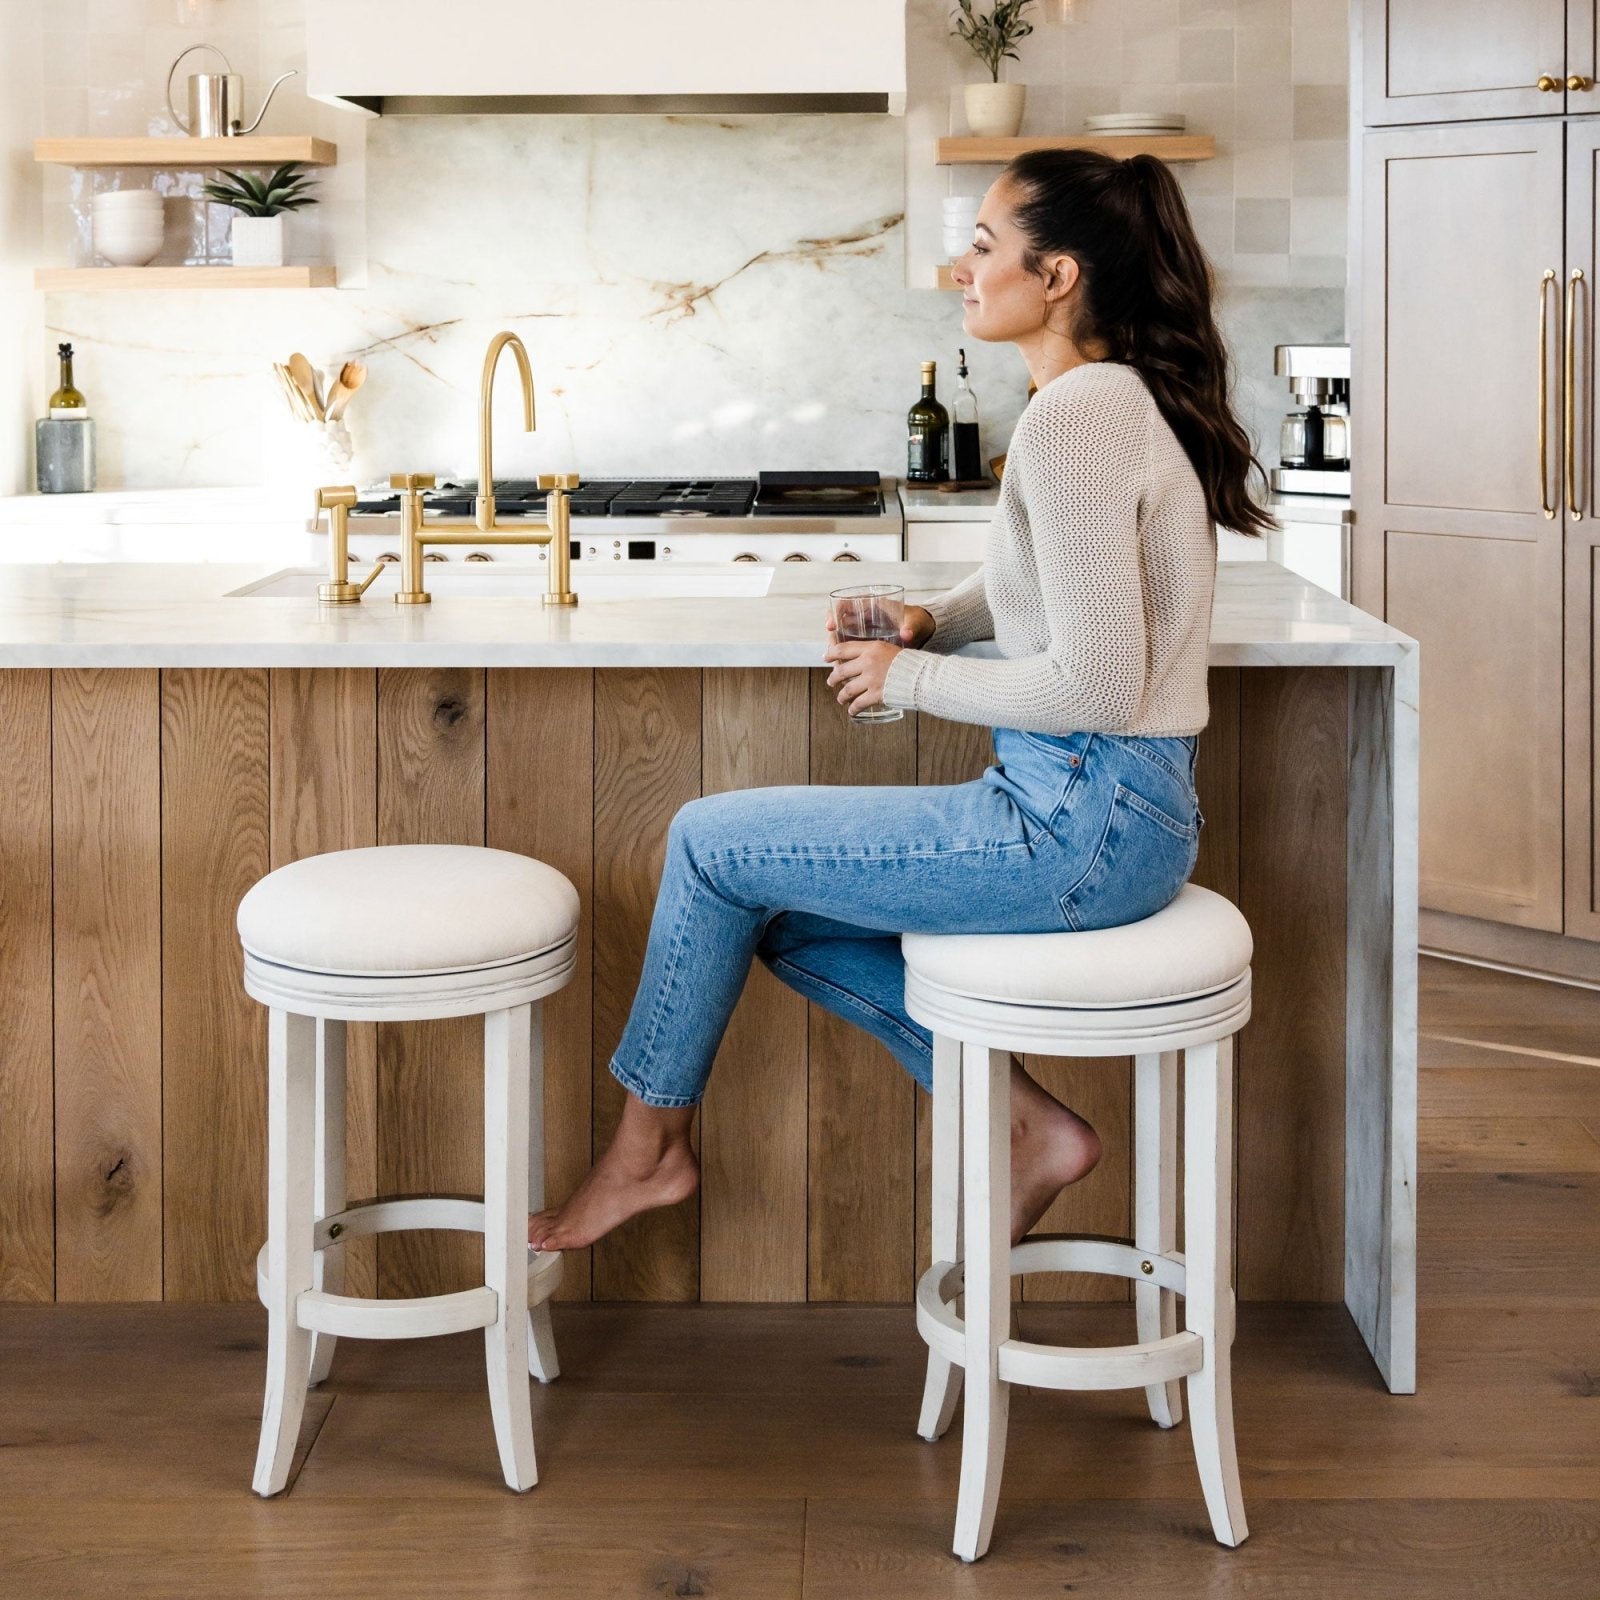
top-left (936, 266), bottom-right (960, 291)
top-left (35, 265), bottom-right (337, 290)
top-left (937, 133), bottom-right (1216, 165)
top-left (34, 136), bottom-right (338, 167)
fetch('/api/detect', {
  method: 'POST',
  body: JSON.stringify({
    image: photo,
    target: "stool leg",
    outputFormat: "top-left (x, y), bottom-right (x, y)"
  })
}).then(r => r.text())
top-left (1183, 1037), bottom-right (1248, 1546)
top-left (484, 1004), bottom-right (538, 1493)
top-left (917, 1032), bottom-right (963, 1442)
top-left (524, 998), bottom-right (560, 1384)
top-left (1134, 1049), bottom-right (1182, 1429)
top-left (308, 1017), bottom-right (346, 1388)
top-left (253, 1008), bottom-right (318, 1497)
top-left (953, 1043), bottom-right (1011, 1563)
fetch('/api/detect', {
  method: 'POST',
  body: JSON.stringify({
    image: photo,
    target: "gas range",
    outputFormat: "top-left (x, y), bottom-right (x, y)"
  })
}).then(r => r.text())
top-left (339, 471), bottom-right (904, 567)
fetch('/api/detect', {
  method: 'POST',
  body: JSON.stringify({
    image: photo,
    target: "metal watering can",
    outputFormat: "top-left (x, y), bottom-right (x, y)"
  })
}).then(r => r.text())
top-left (166, 44), bottom-right (298, 138)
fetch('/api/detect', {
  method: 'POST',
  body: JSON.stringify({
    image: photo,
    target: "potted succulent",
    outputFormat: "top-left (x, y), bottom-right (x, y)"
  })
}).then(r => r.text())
top-left (201, 162), bottom-right (318, 269)
top-left (952, 0), bottom-right (1036, 139)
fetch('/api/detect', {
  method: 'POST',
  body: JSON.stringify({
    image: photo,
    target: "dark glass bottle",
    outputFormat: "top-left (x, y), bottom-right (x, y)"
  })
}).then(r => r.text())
top-left (906, 360), bottom-right (949, 483)
top-left (49, 343), bottom-right (87, 417)
top-left (950, 348), bottom-right (982, 482)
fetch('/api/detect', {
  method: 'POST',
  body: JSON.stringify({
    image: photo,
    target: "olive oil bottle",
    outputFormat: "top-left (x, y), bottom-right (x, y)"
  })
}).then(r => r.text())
top-left (906, 360), bottom-right (949, 483)
top-left (36, 342), bottom-right (96, 493)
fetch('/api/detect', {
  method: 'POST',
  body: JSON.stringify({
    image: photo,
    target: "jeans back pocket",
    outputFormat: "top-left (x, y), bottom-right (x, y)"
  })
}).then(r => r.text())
top-left (1058, 782), bottom-right (1200, 932)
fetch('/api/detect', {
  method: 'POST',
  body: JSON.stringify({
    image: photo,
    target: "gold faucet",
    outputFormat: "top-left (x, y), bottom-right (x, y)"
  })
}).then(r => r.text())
top-left (315, 331), bottom-right (579, 608)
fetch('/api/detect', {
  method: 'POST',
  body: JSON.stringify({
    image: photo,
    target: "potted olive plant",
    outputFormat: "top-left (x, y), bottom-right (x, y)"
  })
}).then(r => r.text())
top-left (952, 0), bottom-right (1036, 138)
top-left (202, 162), bottom-right (318, 269)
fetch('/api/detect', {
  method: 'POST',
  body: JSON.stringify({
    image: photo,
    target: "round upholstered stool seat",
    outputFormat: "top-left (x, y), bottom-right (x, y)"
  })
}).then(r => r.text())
top-left (238, 844), bottom-right (578, 1500)
top-left (901, 885), bottom-right (1254, 1564)
top-left (903, 884), bottom-right (1253, 1052)
top-left (239, 844), bottom-right (580, 1019)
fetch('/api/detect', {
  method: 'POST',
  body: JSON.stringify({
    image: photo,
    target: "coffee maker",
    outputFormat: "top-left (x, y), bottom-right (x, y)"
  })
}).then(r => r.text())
top-left (1271, 344), bottom-right (1350, 496)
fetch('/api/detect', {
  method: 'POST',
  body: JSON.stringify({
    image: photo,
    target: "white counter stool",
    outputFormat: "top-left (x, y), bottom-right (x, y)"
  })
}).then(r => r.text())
top-left (902, 884), bottom-right (1254, 1562)
top-left (236, 844), bottom-right (580, 1498)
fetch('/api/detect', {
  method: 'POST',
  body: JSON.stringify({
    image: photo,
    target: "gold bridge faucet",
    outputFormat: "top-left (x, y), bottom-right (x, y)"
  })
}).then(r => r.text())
top-left (316, 331), bottom-right (579, 608)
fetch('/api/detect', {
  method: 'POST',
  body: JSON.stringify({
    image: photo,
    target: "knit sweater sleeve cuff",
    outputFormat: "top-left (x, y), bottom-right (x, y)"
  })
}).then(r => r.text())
top-left (922, 576), bottom-right (993, 654)
top-left (881, 647), bottom-right (932, 711)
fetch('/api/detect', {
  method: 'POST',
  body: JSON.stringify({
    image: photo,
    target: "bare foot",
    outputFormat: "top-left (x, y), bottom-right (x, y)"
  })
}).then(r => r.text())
top-left (529, 1098), bottom-right (699, 1252)
top-left (1009, 1060), bottom-right (1102, 1244)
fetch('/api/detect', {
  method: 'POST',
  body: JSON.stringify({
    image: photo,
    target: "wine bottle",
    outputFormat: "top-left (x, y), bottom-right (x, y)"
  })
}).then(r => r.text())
top-left (49, 343), bottom-right (87, 418)
top-left (950, 348), bottom-right (982, 482)
top-left (906, 360), bottom-right (949, 484)
top-left (37, 341), bottom-right (95, 493)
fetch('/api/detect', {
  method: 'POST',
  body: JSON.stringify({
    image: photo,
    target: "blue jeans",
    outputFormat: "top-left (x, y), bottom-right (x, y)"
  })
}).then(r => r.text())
top-left (610, 726), bottom-right (1201, 1106)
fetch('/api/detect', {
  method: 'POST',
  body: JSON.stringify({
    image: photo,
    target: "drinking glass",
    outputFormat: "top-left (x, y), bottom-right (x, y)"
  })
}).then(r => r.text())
top-left (830, 583), bottom-right (905, 724)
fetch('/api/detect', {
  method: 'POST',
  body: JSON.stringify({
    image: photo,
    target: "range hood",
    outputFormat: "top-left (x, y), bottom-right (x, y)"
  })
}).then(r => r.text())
top-left (307, 0), bottom-right (907, 116)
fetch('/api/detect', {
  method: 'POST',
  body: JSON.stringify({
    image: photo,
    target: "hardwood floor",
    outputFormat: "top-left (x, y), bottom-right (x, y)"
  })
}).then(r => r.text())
top-left (1, 956), bottom-right (1597, 1597)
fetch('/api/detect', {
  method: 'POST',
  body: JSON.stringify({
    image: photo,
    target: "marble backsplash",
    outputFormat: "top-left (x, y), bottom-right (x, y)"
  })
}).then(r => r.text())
top-left (43, 111), bottom-right (1340, 492)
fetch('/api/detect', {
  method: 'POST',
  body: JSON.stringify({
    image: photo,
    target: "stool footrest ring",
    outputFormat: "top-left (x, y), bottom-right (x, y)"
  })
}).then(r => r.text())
top-left (299, 1286), bottom-right (498, 1340)
top-left (254, 1196), bottom-right (564, 1327)
top-left (916, 1235), bottom-right (1207, 1393)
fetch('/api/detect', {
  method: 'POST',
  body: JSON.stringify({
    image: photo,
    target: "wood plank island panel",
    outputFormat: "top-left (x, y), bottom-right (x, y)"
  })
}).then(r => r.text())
top-left (0, 673), bottom-right (54, 1300)
top-left (160, 669), bottom-right (270, 1300)
top-left (376, 668), bottom-right (487, 1299)
top-left (592, 668), bottom-right (704, 1302)
top-left (1, 666), bottom-right (1352, 1309)
top-left (486, 668), bottom-right (596, 1302)
top-left (269, 670), bottom-right (379, 1299)
top-left (51, 670), bottom-right (163, 1301)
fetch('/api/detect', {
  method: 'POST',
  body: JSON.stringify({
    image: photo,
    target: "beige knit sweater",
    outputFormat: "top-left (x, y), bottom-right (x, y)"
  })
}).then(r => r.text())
top-left (881, 361), bottom-right (1216, 737)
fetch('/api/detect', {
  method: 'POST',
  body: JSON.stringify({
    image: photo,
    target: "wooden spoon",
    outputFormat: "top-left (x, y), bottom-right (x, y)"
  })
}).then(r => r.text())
top-left (287, 352), bottom-right (324, 421)
top-left (325, 359), bottom-right (367, 422)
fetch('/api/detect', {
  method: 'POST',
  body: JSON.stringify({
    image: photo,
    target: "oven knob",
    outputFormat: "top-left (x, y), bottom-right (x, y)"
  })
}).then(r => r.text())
top-left (783, 552), bottom-right (811, 562)
top-left (377, 552), bottom-right (401, 564)
top-left (465, 552), bottom-right (494, 562)
top-left (732, 553), bottom-right (762, 563)
top-left (586, 545), bottom-right (597, 556)
top-left (831, 551), bottom-right (861, 562)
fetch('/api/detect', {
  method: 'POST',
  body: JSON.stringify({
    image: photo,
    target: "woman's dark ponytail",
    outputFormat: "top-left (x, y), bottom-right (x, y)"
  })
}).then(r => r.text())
top-left (1005, 147), bottom-right (1273, 538)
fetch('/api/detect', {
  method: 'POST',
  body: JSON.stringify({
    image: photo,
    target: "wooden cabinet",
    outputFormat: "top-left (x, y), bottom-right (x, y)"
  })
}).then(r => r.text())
top-left (1360, 0), bottom-right (1597, 126)
top-left (1355, 121), bottom-right (1567, 930)
top-left (1564, 122), bottom-right (1600, 938)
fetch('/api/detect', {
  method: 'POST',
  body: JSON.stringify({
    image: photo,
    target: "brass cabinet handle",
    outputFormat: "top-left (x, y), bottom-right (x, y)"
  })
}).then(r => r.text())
top-left (1569, 269), bottom-right (1585, 521)
top-left (1539, 74), bottom-right (1562, 91)
top-left (1541, 268), bottom-right (1558, 518)
top-left (1570, 75), bottom-right (1595, 91)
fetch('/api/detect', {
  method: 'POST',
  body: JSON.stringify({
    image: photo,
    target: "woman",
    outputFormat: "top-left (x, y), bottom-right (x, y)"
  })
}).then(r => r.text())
top-left (529, 149), bottom-right (1270, 1254)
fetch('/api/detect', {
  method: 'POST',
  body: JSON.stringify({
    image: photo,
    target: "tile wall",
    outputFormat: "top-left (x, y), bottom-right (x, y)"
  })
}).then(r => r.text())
top-left (8, 0), bottom-right (1347, 493)
top-left (908, 0), bottom-right (1351, 291)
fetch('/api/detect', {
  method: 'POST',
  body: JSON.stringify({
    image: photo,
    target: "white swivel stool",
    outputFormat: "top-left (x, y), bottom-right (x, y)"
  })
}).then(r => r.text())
top-left (902, 884), bottom-right (1254, 1562)
top-left (236, 844), bottom-right (579, 1498)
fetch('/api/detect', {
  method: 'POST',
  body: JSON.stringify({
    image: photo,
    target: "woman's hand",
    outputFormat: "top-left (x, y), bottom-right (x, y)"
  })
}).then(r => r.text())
top-left (822, 605), bottom-right (934, 716)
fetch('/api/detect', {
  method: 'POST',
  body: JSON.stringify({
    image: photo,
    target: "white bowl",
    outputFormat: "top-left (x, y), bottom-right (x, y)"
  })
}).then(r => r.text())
top-left (93, 190), bottom-right (164, 212)
top-left (94, 217), bottom-right (165, 266)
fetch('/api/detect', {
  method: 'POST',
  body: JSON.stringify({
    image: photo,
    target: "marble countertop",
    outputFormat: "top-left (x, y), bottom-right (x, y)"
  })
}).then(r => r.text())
top-left (0, 559), bottom-right (1416, 669)
top-left (899, 485), bottom-right (1001, 520)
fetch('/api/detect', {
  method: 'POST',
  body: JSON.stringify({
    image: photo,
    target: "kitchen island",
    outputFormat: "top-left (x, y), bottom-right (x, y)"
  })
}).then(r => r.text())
top-left (0, 559), bottom-right (1417, 1394)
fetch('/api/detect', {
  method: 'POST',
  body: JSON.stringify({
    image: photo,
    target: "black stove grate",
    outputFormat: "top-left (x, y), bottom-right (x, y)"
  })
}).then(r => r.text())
top-left (349, 474), bottom-right (883, 521)
top-left (754, 470), bottom-right (883, 516)
top-left (606, 480), bottom-right (758, 517)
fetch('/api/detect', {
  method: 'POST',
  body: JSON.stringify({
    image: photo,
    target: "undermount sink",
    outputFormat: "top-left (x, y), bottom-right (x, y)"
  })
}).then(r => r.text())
top-left (227, 564), bottom-right (777, 601)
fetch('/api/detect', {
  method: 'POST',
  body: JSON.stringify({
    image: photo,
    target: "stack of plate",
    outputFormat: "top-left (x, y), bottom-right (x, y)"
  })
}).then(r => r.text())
top-left (1083, 111), bottom-right (1187, 136)
top-left (942, 194), bottom-right (982, 260)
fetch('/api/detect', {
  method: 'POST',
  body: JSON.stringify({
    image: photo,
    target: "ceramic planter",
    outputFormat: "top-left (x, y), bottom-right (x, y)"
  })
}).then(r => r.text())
top-left (230, 214), bottom-right (285, 268)
top-left (964, 81), bottom-right (1026, 139)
